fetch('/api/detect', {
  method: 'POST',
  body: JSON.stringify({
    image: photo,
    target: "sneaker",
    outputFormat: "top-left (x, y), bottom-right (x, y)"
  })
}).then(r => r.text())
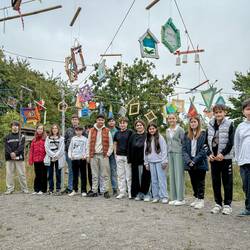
top-left (174, 200), bottom-right (186, 206)
top-left (87, 192), bottom-right (98, 197)
top-left (144, 196), bottom-right (151, 202)
top-left (128, 194), bottom-right (132, 199)
top-left (22, 190), bottom-right (29, 194)
top-left (169, 200), bottom-right (176, 205)
top-left (194, 199), bottom-right (204, 209)
top-left (104, 192), bottom-right (110, 199)
top-left (81, 192), bottom-right (87, 197)
top-left (32, 192), bottom-right (38, 195)
top-left (116, 194), bottom-right (125, 199)
top-left (4, 190), bottom-right (13, 195)
top-left (222, 205), bottom-right (232, 215)
top-left (211, 204), bottom-right (222, 214)
top-left (37, 191), bottom-right (43, 195)
top-left (190, 198), bottom-right (198, 207)
top-left (237, 209), bottom-right (250, 217)
top-left (48, 191), bottom-right (53, 195)
top-left (135, 195), bottom-right (142, 201)
top-left (161, 198), bottom-right (169, 204)
top-left (68, 191), bottom-right (77, 197)
top-left (152, 199), bottom-right (159, 203)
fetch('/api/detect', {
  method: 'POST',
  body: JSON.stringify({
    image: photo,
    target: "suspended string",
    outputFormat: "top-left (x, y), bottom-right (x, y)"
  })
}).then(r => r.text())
top-left (173, 0), bottom-right (209, 81)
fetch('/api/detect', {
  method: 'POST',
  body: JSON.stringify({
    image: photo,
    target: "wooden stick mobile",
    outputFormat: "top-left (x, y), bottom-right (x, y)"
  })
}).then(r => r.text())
top-left (175, 47), bottom-right (205, 66)
top-left (69, 7), bottom-right (81, 27)
top-left (145, 0), bottom-right (160, 10)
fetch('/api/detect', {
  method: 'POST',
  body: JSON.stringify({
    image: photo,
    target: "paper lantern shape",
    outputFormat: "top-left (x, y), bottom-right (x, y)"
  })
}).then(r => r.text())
top-left (161, 18), bottom-right (181, 53)
top-left (139, 29), bottom-right (159, 59)
top-left (187, 97), bottom-right (198, 118)
top-left (129, 102), bottom-right (140, 116)
top-left (88, 101), bottom-right (96, 110)
top-left (172, 99), bottom-right (185, 113)
top-left (98, 59), bottom-right (106, 82)
top-left (201, 87), bottom-right (217, 111)
top-left (215, 95), bottom-right (226, 105)
top-left (144, 110), bottom-right (157, 123)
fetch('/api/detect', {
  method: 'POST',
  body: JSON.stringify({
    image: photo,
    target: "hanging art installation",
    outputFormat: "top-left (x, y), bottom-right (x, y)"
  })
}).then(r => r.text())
top-left (20, 106), bottom-right (40, 125)
top-left (215, 95), bottom-right (226, 105)
top-left (118, 106), bottom-right (127, 117)
top-left (78, 84), bottom-right (94, 103)
top-left (65, 56), bottom-right (77, 83)
top-left (79, 106), bottom-right (90, 118)
top-left (144, 110), bottom-right (157, 123)
top-left (161, 18), bottom-right (181, 53)
top-left (7, 96), bottom-right (18, 109)
top-left (187, 97), bottom-right (198, 118)
top-left (98, 59), bottom-right (106, 82)
top-left (139, 29), bottom-right (159, 59)
top-left (200, 86), bottom-right (217, 111)
top-left (98, 102), bottom-right (105, 115)
top-left (88, 101), bottom-right (96, 110)
top-left (172, 99), bottom-right (185, 113)
top-left (166, 103), bottom-right (178, 114)
top-left (108, 105), bottom-right (113, 118)
top-left (58, 101), bottom-right (68, 112)
top-left (129, 101), bottom-right (140, 116)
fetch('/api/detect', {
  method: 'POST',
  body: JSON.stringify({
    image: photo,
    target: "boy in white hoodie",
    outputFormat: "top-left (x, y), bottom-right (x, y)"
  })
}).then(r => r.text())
top-left (235, 99), bottom-right (250, 216)
top-left (68, 126), bottom-right (88, 197)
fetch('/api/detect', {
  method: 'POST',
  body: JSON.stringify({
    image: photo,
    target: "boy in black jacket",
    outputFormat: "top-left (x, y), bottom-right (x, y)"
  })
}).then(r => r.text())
top-left (4, 121), bottom-right (28, 194)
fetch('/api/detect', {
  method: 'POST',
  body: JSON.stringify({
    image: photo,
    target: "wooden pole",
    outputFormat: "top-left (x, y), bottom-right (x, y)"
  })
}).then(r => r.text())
top-left (0, 5), bottom-right (62, 23)
top-left (100, 53), bottom-right (122, 57)
top-left (145, 0), bottom-right (160, 10)
top-left (69, 7), bottom-right (81, 27)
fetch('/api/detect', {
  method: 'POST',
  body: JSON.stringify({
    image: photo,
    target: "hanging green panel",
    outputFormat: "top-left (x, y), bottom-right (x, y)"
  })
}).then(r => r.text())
top-left (201, 87), bottom-right (217, 111)
top-left (215, 95), bottom-right (226, 105)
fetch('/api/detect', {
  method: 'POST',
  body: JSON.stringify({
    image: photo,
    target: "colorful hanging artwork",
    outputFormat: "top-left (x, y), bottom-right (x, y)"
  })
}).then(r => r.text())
top-left (79, 107), bottom-right (90, 118)
top-left (75, 95), bottom-right (82, 109)
top-left (215, 95), bottom-right (226, 105)
top-left (129, 101), bottom-right (140, 116)
top-left (118, 106), bottom-right (127, 117)
top-left (78, 84), bottom-right (94, 103)
top-left (65, 56), bottom-right (77, 83)
top-left (201, 86), bottom-right (217, 111)
top-left (161, 18), bottom-right (181, 53)
top-left (139, 29), bottom-right (159, 59)
top-left (172, 99), bottom-right (185, 113)
top-left (98, 102), bottom-right (105, 115)
top-left (88, 101), bottom-right (96, 110)
top-left (98, 59), bottom-right (106, 82)
top-left (144, 110), bottom-right (157, 123)
top-left (108, 105), bottom-right (113, 118)
top-left (20, 107), bottom-right (40, 125)
top-left (71, 43), bottom-right (86, 74)
top-left (187, 97), bottom-right (198, 118)
top-left (166, 103), bottom-right (177, 114)
top-left (36, 99), bottom-right (45, 111)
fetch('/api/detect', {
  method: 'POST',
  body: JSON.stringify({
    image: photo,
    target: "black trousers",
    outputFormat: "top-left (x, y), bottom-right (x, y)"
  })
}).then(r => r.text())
top-left (131, 164), bottom-right (151, 198)
top-left (34, 162), bottom-right (47, 193)
top-left (240, 164), bottom-right (250, 211)
top-left (211, 159), bottom-right (233, 206)
top-left (72, 159), bottom-right (87, 193)
top-left (188, 168), bottom-right (206, 199)
top-left (87, 162), bottom-right (92, 191)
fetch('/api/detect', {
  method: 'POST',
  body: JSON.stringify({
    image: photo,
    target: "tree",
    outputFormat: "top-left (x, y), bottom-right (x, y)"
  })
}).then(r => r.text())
top-left (229, 71), bottom-right (250, 126)
top-left (89, 58), bottom-right (180, 126)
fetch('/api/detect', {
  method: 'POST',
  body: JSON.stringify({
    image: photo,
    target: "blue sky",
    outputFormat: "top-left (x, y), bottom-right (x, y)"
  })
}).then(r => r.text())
top-left (1, 0), bottom-right (249, 111)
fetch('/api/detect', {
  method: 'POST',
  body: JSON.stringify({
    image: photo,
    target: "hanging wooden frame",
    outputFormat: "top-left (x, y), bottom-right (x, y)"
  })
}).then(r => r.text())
top-left (129, 102), bottom-right (140, 116)
top-left (71, 44), bottom-right (86, 75)
top-left (58, 101), bottom-right (68, 112)
top-left (65, 56), bottom-right (77, 83)
top-left (139, 29), bottom-right (159, 59)
top-left (144, 110), bottom-right (157, 123)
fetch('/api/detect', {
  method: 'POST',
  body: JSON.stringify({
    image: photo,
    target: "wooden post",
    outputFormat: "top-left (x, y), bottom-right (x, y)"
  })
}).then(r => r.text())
top-left (0, 5), bottom-right (62, 23)
top-left (145, 0), bottom-right (160, 10)
top-left (100, 53), bottom-right (122, 57)
top-left (69, 7), bottom-right (82, 27)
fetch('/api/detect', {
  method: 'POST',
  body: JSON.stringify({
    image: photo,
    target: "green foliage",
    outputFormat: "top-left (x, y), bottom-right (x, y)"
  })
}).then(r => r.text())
top-left (90, 58), bottom-right (180, 126)
top-left (229, 71), bottom-right (250, 126)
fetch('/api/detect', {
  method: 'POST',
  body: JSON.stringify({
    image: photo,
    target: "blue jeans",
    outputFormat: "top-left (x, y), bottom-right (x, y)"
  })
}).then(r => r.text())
top-left (109, 153), bottom-right (118, 191)
top-left (240, 164), bottom-right (250, 211)
top-left (48, 161), bottom-right (61, 192)
top-left (66, 153), bottom-right (73, 191)
top-left (149, 162), bottom-right (168, 199)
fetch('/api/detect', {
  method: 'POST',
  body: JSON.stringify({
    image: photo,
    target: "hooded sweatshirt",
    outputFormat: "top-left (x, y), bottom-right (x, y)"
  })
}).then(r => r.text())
top-left (68, 135), bottom-right (87, 160)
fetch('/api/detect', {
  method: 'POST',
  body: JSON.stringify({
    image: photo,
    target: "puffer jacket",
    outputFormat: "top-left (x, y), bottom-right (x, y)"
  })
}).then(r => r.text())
top-left (29, 135), bottom-right (46, 165)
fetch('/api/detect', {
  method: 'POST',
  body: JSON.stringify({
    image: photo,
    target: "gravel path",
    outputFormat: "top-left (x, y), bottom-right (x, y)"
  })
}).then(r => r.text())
top-left (0, 193), bottom-right (249, 250)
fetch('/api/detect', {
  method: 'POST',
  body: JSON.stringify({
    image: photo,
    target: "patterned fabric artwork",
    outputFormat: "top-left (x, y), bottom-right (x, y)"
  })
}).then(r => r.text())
top-left (20, 107), bottom-right (40, 124)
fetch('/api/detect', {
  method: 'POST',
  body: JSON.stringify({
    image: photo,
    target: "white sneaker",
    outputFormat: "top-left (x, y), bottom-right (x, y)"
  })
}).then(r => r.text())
top-left (22, 190), bottom-right (29, 194)
top-left (81, 192), bottom-right (87, 197)
top-left (161, 198), bottom-right (169, 204)
top-left (37, 191), bottom-right (43, 195)
top-left (4, 190), bottom-right (13, 195)
top-left (116, 194), bottom-right (125, 199)
top-left (152, 199), bottom-right (159, 203)
top-left (32, 192), bottom-right (38, 195)
top-left (190, 198), bottom-right (198, 207)
top-left (211, 204), bottom-right (222, 214)
top-left (135, 196), bottom-right (141, 201)
top-left (169, 200), bottom-right (177, 205)
top-left (68, 191), bottom-right (77, 197)
top-left (194, 199), bottom-right (204, 209)
top-left (174, 200), bottom-right (186, 206)
top-left (144, 196), bottom-right (151, 202)
top-left (222, 205), bottom-right (232, 215)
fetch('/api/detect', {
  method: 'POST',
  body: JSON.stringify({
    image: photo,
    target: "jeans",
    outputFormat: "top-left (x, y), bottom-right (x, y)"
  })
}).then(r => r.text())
top-left (34, 162), bottom-right (47, 193)
top-left (211, 159), bottom-right (233, 206)
top-left (188, 168), bottom-right (206, 199)
top-left (149, 162), bottom-right (168, 199)
top-left (109, 153), bottom-right (118, 191)
top-left (72, 159), bottom-right (87, 193)
top-left (240, 164), bottom-right (250, 211)
top-left (66, 153), bottom-right (73, 191)
top-left (48, 160), bottom-right (61, 192)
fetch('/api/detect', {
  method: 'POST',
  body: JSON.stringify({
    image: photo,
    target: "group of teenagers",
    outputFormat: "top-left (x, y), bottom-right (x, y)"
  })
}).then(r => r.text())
top-left (3, 99), bottom-right (250, 217)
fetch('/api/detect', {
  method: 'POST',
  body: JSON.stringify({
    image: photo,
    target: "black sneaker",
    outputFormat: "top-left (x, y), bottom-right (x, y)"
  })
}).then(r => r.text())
top-left (104, 192), bottom-right (110, 199)
top-left (87, 192), bottom-right (98, 197)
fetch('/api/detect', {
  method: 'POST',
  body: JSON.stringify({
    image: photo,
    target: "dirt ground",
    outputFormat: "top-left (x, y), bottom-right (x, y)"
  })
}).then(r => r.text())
top-left (0, 193), bottom-right (249, 250)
